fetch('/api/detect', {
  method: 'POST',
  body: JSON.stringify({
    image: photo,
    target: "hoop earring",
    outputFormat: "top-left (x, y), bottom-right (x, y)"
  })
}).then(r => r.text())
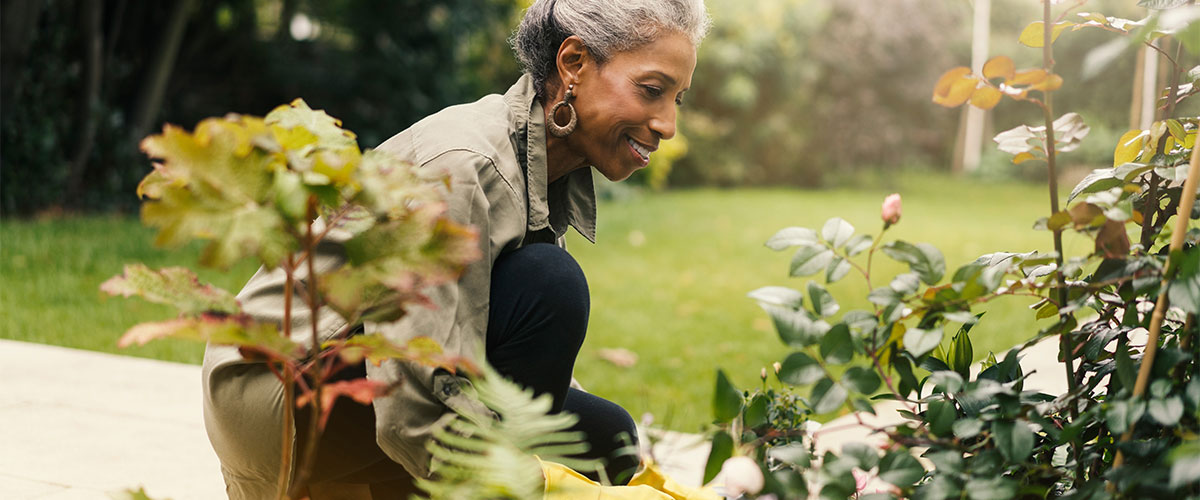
top-left (547, 84), bottom-right (577, 138)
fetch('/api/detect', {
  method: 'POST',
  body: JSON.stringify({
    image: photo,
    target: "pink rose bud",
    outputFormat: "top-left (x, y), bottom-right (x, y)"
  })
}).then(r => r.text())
top-left (721, 456), bottom-right (764, 497)
top-left (760, 367), bottom-right (768, 380)
top-left (882, 193), bottom-right (902, 227)
top-left (773, 361), bottom-right (782, 374)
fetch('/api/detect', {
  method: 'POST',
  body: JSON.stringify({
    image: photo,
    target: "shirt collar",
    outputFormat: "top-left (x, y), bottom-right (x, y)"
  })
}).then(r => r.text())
top-left (504, 74), bottom-right (597, 243)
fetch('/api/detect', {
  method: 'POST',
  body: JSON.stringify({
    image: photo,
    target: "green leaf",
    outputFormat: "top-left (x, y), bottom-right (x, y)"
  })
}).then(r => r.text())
top-left (928, 371), bottom-right (964, 393)
top-left (1068, 168), bottom-right (1122, 202)
top-left (768, 442), bottom-right (811, 468)
top-left (762, 305), bottom-right (829, 348)
top-left (1148, 397), bottom-right (1184, 426)
top-left (1116, 341), bottom-right (1137, 389)
top-left (842, 366), bottom-right (882, 394)
top-left (790, 245), bottom-right (836, 277)
top-left (882, 241), bottom-right (946, 285)
top-left (703, 430), bottom-right (734, 484)
top-left (927, 399), bottom-right (957, 437)
top-left (747, 286), bottom-right (804, 309)
top-left (822, 217), bottom-right (855, 248)
top-left (904, 327), bottom-right (943, 358)
top-left (744, 394), bottom-right (770, 428)
top-left (713, 369), bottom-right (742, 422)
top-left (993, 420), bottom-right (1035, 463)
top-left (807, 281), bottom-right (839, 317)
top-left (1107, 398), bottom-right (1147, 434)
top-left (841, 442), bottom-right (880, 471)
top-left (1168, 247), bottom-right (1200, 315)
top-left (953, 418), bottom-right (984, 439)
top-left (889, 272), bottom-right (921, 295)
top-left (878, 450), bottom-right (924, 487)
top-left (779, 351), bottom-right (825, 386)
top-left (810, 378), bottom-right (848, 414)
top-left (819, 323), bottom-right (854, 365)
top-left (1168, 440), bottom-right (1200, 489)
top-left (844, 234), bottom-right (873, 256)
top-left (966, 477), bottom-right (1018, 500)
top-left (766, 226), bottom-right (819, 251)
top-left (825, 256), bottom-right (852, 283)
top-left (100, 264), bottom-right (240, 316)
top-left (266, 98), bottom-right (358, 151)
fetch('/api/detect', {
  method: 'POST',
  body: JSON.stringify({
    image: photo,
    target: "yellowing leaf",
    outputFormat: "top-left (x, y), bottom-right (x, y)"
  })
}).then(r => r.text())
top-left (1114, 129), bottom-right (1148, 166)
top-left (1069, 202), bottom-right (1106, 229)
top-left (1020, 21), bottom-right (1075, 48)
top-left (970, 86), bottom-right (1003, 109)
top-left (1013, 152), bottom-right (1039, 164)
top-left (101, 264), bottom-right (240, 316)
top-left (1031, 73), bottom-right (1064, 92)
top-left (1010, 68), bottom-right (1049, 86)
top-left (983, 56), bottom-right (1016, 81)
top-left (1186, 130), bottom-right (1197, 149)
top-left (933, 70), bottom-right (980, 108)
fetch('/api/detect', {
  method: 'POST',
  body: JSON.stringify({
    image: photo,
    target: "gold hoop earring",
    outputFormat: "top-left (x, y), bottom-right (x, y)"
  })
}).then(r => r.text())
top-left (547, 83), bottom-right (577, 138)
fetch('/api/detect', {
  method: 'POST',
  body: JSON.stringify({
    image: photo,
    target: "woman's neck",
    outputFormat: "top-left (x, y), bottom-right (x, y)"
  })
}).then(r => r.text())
top-left (544, 132), bottom-right (587, 183)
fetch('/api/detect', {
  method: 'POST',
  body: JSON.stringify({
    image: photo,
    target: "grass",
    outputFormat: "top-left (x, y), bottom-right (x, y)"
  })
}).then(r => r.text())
top-left (0, 173), bottom-right (1094, 432)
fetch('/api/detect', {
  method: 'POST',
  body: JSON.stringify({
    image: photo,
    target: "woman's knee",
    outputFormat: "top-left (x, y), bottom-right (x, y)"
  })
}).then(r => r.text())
top-left (493, 243), bottom-right (589, 323)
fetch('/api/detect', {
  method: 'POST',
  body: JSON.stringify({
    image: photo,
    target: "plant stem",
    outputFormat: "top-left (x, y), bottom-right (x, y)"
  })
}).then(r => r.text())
top-left (276, 255), bottom-right (296, 499)
top-left (1113, 141), bottom-right (1200, 470)
top-left (288, 197), bottom-right (325, 499)
top-left (1041, 1), bottom-right (1084, 483)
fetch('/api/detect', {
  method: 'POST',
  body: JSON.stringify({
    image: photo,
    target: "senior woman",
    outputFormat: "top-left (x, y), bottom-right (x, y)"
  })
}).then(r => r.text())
top-left (202, 0), bottom-right (709, 497)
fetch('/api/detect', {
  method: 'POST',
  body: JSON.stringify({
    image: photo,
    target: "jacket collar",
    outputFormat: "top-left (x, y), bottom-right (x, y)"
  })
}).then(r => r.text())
top-left (504, 74), bottom-right (597, 243)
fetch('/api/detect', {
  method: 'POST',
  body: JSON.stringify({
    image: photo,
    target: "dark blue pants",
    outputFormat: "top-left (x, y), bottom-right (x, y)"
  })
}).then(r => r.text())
top-left (486, 243), bottom-right (640, 484)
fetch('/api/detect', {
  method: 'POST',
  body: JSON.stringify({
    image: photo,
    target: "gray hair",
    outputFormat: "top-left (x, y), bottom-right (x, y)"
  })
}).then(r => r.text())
top-left (511, 0), bottom-right (710, 96)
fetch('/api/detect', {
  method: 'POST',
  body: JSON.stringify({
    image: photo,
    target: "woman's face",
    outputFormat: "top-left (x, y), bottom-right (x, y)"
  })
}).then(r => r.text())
top-left (568, 31), bottom-right (697, 182)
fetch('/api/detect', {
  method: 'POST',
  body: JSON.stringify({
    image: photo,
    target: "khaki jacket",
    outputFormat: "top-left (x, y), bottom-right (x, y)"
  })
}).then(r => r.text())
top-left (201, 74), bottom-right (597, 496)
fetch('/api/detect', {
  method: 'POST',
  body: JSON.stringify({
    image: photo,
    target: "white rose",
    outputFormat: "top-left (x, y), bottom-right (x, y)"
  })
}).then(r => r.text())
top-left (721, 456), bottom-right (764, 497)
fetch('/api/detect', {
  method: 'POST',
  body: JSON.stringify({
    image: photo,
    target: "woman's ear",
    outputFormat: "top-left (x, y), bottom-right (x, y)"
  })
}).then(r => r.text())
top-left (554, 35), bottom-right (590, 89)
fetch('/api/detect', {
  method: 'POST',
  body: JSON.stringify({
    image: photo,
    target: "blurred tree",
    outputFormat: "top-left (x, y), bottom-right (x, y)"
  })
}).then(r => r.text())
top-left (1, 0), bottom-right (522, 215)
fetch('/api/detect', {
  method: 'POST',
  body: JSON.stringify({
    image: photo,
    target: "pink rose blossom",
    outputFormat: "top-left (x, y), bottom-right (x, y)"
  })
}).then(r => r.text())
top-left (720, 456), bottom-right (764, 497)
top-left (881, 193), bottom-right (902, 227)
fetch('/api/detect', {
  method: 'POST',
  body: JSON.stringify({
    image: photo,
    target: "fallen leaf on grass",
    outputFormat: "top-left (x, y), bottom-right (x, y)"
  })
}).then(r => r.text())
top-left (597, 347), bottom-right (638, 368)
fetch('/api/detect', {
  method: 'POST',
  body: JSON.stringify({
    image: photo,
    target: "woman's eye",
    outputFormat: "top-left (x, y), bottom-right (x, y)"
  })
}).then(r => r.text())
top-left (641, 85), bottom-right (664, 98)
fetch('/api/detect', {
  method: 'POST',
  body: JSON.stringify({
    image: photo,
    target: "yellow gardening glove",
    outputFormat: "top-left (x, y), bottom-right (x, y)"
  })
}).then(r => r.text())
top-left (538, 458), bottom-right (722, 500)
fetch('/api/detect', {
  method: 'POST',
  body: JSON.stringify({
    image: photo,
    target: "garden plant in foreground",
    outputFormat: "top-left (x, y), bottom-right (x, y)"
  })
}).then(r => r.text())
top-left (704, 1), bottom-right (1200, 499)
top-left (102, 100), bottom-right (594, 499)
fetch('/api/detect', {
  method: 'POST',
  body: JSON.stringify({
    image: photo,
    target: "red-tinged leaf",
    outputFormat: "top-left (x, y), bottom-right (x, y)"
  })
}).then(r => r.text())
top-left (970, 86), bottom-right (1003, 109)
top-left (1096, 220), bottom-right (1131, 259)
top-left (101, 264), bottom-right (240, 316)
top-left (118, 313), bottom-right (298, 360)
top-left (982, 56), bottom-right (1016, 81)
top-left (337, 335), bottom-right (470, 374)
top-left (297, 378), bottom-right (393, 430)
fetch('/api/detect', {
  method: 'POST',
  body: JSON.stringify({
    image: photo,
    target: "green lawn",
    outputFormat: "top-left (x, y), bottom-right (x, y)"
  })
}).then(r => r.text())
top-left (0, 174), bottom-right (1093, 432)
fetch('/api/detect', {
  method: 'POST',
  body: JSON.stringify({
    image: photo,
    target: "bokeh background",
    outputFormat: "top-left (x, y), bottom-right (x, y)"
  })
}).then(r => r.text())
top-left (2, 0), bottom-right (1197, 431)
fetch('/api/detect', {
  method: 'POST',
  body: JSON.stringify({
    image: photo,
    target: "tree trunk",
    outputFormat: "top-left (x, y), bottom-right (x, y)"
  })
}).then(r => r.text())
top-left (1, 0), bottom-right (44, 104)
top-left (129, 0), bottom-right (196, 143)
top-left (63, 0), bottom-right (105, 208)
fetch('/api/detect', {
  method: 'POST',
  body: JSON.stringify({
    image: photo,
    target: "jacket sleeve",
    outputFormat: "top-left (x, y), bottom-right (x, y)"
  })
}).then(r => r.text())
top-left (365, 147), bottom-right (516, 478)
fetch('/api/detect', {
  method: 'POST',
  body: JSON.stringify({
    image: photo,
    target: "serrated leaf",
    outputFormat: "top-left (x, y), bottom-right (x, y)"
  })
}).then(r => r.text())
top-left (843, 234), bottom-right (873, 256)
top-left (1020, 21), bottom-right (1074, 47)
top-left (821, 217), bottom-right (855, 248)
top-left (779, 351), bottom-right (825, 386)
top-left (842, 366), bottom-right (881, 394)
top-left (819, 323), bottom-right (854, 365)
top-left (266, 98), bottom-right (358, 151)
top-left (904, 327), bottom-right (943, 358)
top-left (116, 313), bottom-right (300, 360)
top-left (810, 378), bottom-right (848, 414)
top-left (790, 245), bottom-right (835, 277)
top-left (882, 241), bottom-right (946, 285)
top-left (747, 286), bottom-right (805, 309)
top-left (993, 420), bottom-right (1034, 462)
top-left (101, 264), bottom-right (240, 316)
top-left (766, 226), bottom-right (819, 251)
top-left (713, 369), bottom-right (742, 422)
top-left (807, 281), bottom-right (839, 317)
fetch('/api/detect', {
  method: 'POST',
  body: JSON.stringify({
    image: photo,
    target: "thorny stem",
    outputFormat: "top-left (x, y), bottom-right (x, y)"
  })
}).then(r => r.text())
top-left (288, 196), bottom-right (325, 499)
top-left (1041, 1), bottom-right (1084, 483)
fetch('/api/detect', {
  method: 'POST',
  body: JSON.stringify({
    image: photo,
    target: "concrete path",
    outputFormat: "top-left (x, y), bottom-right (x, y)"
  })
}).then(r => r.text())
top-left (0, 334), bottom-right (1074, 499)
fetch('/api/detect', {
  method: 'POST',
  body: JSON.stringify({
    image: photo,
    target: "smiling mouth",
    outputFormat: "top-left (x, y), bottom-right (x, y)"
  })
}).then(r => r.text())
top-left (626, 136), bottom-right (654, 164)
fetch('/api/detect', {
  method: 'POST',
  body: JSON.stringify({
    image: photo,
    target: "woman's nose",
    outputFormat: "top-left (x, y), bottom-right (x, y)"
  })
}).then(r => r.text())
top-left (649, 104), bottom-right (676, 140)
